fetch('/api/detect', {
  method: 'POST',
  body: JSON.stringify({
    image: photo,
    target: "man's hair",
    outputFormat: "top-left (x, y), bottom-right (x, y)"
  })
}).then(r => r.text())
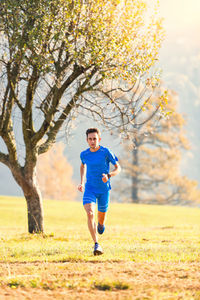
top-left (86, 128), bottom-right (101, 137)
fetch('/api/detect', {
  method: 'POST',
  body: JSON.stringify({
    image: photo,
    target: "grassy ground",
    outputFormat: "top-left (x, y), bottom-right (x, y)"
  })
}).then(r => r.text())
top-left (0, 195), bottom-right (200, 299)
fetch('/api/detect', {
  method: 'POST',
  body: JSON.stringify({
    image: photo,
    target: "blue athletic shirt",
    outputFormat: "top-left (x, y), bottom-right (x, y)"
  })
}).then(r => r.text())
top-left (80, 146), bottom-right (118, 192)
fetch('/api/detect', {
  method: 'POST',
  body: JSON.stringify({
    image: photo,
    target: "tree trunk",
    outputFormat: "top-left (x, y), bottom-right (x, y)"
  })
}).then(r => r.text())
top-left (24, 184), bottom-right (44, 233)
top-left (10, 165), bottom-right (44, 233)
top-left (132, 142), bottom-right (139, 203)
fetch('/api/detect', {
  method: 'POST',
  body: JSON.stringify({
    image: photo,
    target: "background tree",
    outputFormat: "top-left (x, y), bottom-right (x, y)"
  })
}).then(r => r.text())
top-left (37, 142), bottom-right (77, 201)
top-left (120, 89), bottom-right (200, 205)
top-left (0, 0), bottom-right (164, 232)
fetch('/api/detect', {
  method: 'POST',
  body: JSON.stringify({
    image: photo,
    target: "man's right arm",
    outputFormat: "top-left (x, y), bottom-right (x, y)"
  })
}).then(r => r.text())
top-left (78, 163), bottom-right (86, 192)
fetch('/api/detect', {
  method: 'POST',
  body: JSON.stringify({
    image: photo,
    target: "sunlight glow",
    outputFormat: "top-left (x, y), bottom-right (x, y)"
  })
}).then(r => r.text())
top-left (160, 0), bottom-right (200, 31)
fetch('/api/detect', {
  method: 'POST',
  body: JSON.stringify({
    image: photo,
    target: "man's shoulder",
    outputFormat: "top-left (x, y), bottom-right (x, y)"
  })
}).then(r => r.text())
top-left (100, 146), bottom-right (113, 154)
top-left (99, 145), bottom-right (108, 151)
top-left (80, 148), bottom-right (90, 157)
top-left (100, 146), bottom-right (118, 163)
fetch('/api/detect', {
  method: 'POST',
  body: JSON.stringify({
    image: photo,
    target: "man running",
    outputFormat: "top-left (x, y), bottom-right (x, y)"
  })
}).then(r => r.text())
top-left (78, 128), bottom-right (121, 255)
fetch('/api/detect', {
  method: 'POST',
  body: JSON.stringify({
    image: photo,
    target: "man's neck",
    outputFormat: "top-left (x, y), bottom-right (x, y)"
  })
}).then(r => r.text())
top-left (90, 145), bottom-right (100, 152)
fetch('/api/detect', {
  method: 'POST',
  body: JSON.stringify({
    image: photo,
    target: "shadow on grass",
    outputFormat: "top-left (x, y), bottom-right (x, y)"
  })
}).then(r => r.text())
top-left (94, 280), bottom-right (130, 291)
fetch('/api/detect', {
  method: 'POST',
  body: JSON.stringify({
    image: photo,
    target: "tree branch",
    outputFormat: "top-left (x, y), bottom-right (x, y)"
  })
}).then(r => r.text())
top-left (38, 67), bottom-right (98, 154)
top-left (0, 83), bottom-right (10, 132)
top-left (33, 64), bottom-right (89, 145)
top-left (3, 63), bottom-right (16, 131)
top-left (135, 104), bottom-right (160, 127)
top-left (1, 126), bottom-right (19, 169)
top-left (22, 66), bottom-right (39, 143)
top-left (0, 151), bottom-right (9, 167)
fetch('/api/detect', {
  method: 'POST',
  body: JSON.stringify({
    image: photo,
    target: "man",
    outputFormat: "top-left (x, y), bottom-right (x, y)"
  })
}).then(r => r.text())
top-left (78, 128), bottom-right (121, 255)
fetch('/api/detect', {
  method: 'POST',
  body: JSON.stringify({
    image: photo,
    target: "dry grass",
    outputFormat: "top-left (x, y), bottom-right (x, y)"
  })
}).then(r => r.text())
top-left (0, 261), bottom-right (200, 299)
top-left (0, 196), bottom-right (200, 299)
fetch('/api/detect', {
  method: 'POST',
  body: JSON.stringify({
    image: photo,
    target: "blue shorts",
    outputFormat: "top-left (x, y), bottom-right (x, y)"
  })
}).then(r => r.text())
top-left (83, 188), bottom-right (110, 212)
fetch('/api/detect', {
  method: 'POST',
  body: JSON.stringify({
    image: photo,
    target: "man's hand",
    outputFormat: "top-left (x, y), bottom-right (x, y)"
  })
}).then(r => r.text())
top-left (78, 184), bottom-right (84, 192)
top-left (102, 173), bottom-right (108, 183)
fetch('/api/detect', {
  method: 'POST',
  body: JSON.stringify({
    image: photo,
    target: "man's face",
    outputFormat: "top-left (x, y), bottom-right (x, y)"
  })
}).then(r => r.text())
top-left (87, 132), bottom-right (101, 150)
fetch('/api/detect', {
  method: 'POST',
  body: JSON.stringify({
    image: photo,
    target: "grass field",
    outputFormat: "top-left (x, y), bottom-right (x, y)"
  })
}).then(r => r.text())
top-left (0, 195), bottom-right (200, 299)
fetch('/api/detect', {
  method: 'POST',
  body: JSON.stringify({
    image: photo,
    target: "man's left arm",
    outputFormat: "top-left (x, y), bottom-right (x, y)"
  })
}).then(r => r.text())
top-left (102, 162), bottom-right (121, 183)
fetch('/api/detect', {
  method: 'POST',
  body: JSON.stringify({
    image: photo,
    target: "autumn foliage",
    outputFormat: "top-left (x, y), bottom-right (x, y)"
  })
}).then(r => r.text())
top-left (121, 89), bottom-right (200, 205)
top-left (37, 143), bottom-right (77, 201)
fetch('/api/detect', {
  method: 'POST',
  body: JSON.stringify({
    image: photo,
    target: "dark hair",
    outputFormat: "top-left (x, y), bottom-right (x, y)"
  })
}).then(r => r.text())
top-left (86, 128), bottom-right (101, 137)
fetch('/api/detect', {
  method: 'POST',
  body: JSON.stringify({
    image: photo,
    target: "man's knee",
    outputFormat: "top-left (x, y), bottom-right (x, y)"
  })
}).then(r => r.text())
top-left (86, 209), bottom-right (94, 219)
top-left (84, 204), bottom-right (95, 219)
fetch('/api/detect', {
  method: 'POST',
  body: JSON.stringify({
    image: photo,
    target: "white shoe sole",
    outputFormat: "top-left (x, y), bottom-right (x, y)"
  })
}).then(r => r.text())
top-left (94, 249), bottom-right (103, 256)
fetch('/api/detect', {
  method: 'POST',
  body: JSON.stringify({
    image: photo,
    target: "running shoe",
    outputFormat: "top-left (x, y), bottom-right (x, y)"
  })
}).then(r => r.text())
top-left (97, 222), bottom-right (105, 234)
top-left (94, 242), bottom-right (103, 256)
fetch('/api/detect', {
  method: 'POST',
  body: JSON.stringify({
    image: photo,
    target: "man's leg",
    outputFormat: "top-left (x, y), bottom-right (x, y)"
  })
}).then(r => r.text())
top-left (84, 203), bottom-right (98, 243)
top-left (84, 203), bottom-right (103, 255)
top-left (98, 211), bottom-right (106, 225)
top-left (97, 191), bottom-right (109, 234)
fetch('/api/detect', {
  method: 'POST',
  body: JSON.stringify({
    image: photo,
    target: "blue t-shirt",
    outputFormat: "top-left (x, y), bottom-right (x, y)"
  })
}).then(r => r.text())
top-left (80, 146), bottom-right (118, 192)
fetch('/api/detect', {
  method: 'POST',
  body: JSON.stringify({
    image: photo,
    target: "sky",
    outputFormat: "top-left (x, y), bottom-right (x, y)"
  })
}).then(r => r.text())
top-left (158, 0), bottom-right (200, 107)
top-left (160, 0), bottom-right (200, 29)
top-left (159, 0), bottom-right (200, 44)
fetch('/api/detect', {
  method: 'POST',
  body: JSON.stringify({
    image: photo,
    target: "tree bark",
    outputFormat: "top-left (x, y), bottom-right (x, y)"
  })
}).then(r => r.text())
top-left (23, 183), bottom-right (44, 233)
top-left (10, 165), bottom-right (44, 233)
top-left (132, 142), bottom-right (139, 203)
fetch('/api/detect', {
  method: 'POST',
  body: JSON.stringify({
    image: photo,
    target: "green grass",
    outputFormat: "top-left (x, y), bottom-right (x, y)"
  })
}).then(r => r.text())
top-left (0, 195), bottom-right (199, 263)
top-left (0, 195), bottom-right (200, 299)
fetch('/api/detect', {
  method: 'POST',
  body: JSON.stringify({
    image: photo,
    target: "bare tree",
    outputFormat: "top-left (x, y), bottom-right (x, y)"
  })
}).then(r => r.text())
top-left (0, 0), bottom-right (164, 232)
top-left (120, 89), bottom-right (200, 205)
